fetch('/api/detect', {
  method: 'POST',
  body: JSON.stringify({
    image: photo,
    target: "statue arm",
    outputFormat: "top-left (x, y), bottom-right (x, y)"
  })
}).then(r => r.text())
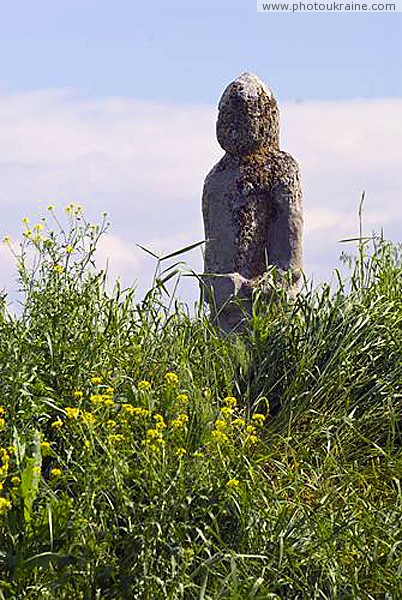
top-left (267, 154), bottom-right (303, 277)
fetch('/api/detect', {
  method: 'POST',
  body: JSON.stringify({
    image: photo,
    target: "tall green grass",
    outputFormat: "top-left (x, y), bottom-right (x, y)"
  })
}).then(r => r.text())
top-left (0, 206), bottom-right (401, 599)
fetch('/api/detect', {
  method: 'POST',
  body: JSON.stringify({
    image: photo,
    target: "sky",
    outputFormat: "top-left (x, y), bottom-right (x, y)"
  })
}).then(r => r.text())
top-left (0, 1), bottom-right (401, 306)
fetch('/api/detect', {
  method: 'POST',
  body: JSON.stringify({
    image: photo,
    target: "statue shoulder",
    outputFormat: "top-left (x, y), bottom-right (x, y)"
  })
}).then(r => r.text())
top-left (203, 154), bottom-right (237, 189)
top-left (271, 149), bottom-right (300, 173)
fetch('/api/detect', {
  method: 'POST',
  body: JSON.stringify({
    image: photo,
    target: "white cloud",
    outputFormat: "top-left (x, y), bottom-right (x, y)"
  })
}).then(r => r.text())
top-left (0, 244), bottom-right (15, 294)
top-left (96, 233), bottom-right (142, 284)
top-left (0, 89), bottom-right (401, 301)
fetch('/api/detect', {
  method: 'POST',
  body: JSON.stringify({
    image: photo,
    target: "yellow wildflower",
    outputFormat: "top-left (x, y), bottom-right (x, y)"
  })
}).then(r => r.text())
top-left (138, 380), bottom-right (151, 391)
top-left (33, 467), bottom-right (41, 476)
top-left (50, 467), bottom-right (62, 479)
top-left (193, 451), bottom-right (203, 459)
top-left (34, 223), bottom-right (44, 231)
top-left (65, 203), bottom-right (83, 215)
top-left (105, 387), bottom-right (114, 395)
top-left (53, 264), bottom-right (63, 274)
top-left (66, 244), bottom-right (74, 254)
top-left (123, 405), bottom-right (150, 418)
top-left (232, 418), bottom-right (245, 428)
top-left (226, 479), bottom-right (240, 490)
top-left (154, 414), bottom-right (166, 430)
top-left (220, 406), bottom-right (232, 418)
top-left (0, 497), bottom-right (12, 514)
top-left (146, 428), bottom-right (162, 439)
top-left (246, 425), bottom-right (257, 435)
top-left (103, 398), bottom-right (115, 408)
top-left (11, 476), bottom-right (21, 487)
top-left (108, 434), bottom-right (125, 444)
top-left (211, 430), bottom-right (229, 443)
top-left (133, 407), bottom-right (150, 418)
top-left (22, 217), bottom-right (30, 225)
top-left (176, 394), bottom-right (189, 404)
top-left (0, 448), bottom-right (9, 460)
top-left (90, 394), bottom-right (103, 405)
top-left (175, 447), bottom-right (187, 457)
top-left (84, 440), bottom-right (91, 449)
top-left (0, 418), bottom-right (5, 430)
top-left (215, 419), bottom-right (227, 431)
top-left (171, 414), bottom-right (189, 429)
top-left (73, 390), bottom-right (83, 399)
top-left (0, 407), bottom-right (5, 416)
top-left (252, 414), bottom-right (266, 426)
top-left (0, 483), bottom-right (3, 491)
top-left (90, 376), bottom-right (102, 385)
top-left (40, 441), bottom-right (51, 455)
top-left (223, 396), bottom-right (237, 408)
top-left (146, 429), bottom-right (164, 444)
top-left (47, 204), bottom-right (55, 211)
top-left (81, 411), bottom-right (96, 425)
top-left (65, 406), bottom-right (80, 419)
top-left (106, 419), bottom-right (117, 429)
top-left (7, 445), bottom-right (16, 455)
top-left (165, 372), bottom-right (179, 385)
top-left (2, 235), bottom-right (10, 245)
top-left (246, 434), bottom-right (259, 445)
top-left (51, 419), bottom-right (63, 429)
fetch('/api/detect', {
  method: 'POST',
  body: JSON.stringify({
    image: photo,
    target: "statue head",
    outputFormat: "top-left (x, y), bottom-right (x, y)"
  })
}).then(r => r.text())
top-left (216, 72), bottom-right (280, 156)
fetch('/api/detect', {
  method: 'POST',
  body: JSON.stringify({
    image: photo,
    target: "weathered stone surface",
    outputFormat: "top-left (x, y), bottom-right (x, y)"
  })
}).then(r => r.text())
top-left (217, 72), bottom-right (279, 156)
top-left (201, 72), bottom-right (303, 333)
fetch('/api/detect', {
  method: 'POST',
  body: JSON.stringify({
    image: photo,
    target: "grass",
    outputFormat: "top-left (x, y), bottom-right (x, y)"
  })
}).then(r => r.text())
top-left (0, 204), bottom-right (401, 599)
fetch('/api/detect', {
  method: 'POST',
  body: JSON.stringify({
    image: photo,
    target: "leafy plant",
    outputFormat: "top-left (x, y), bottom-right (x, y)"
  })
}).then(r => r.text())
top-left (0, 205), bottom-right (401, 599)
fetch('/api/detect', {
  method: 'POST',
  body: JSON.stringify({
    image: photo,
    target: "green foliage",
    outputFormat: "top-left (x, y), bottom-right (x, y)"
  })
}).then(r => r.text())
top-left (19, 432), bottom-right (42, 524)
top-left (0, 207), bottom-right (401, 599)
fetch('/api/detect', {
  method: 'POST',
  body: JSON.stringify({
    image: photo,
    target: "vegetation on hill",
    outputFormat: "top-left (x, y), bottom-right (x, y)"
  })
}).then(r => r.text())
top-left (0, 206), bottom-right (401, 599)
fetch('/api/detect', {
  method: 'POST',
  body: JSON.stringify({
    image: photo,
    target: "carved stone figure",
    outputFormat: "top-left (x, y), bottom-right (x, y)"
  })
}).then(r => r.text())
top-left (201, 72), bottom-right (303, 332)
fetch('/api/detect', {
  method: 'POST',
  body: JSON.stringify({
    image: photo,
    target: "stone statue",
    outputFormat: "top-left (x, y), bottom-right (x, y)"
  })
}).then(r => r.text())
top-left (201, 72), bottom-right (303, 332)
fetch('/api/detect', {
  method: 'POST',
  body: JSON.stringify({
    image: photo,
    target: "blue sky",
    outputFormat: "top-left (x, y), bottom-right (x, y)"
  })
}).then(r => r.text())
top-left (0, 1), bottom-right (401, 304)
top-left (0, 1), bottom-right (400, 102)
